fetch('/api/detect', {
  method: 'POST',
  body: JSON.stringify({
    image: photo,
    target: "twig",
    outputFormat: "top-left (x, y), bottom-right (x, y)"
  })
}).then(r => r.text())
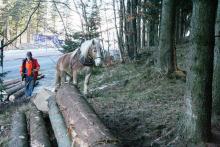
top-left (151, 128), bottom-right (176, 146)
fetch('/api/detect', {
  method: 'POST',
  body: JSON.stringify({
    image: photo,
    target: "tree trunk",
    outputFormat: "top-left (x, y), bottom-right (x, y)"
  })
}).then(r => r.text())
top-left (158, 0), bottom-right (176, 73)
top-left (213, 0), bottom-right (220, 118)
top-left (136, 0), bottom-right (141, 53)
top-left (56, 85), bottom-right (119, 147)
top-left (113, 0), bottom-right (124, 62)
top-left (48, 97), bottom-right (72, 147)
top-left (9, 112), bottom-right (28, 147)
top-left (119, 0), bottom-right (125, 55)
top-left (29, 106), bottom-right (51, 147)
top-left (184, 0), bottom-right (217, 143)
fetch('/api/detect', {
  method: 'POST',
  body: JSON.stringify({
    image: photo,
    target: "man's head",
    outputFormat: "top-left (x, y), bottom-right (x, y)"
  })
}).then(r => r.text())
top-left (26, 51), bottom-right (32, 60)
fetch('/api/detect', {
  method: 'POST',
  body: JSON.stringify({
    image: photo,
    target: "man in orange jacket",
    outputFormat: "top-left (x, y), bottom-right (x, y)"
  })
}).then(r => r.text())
top-left (20, 51), bottom-right (40, 97)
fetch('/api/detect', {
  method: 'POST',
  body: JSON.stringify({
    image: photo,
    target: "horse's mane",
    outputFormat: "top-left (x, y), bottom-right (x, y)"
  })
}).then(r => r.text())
top-left (80, 39), bottom-right (100, 57)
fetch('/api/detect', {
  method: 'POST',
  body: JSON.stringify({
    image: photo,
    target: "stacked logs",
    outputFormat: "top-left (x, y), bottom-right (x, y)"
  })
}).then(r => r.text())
top-left (9, 85), bottom-right (120, 147)
top-left (2, 74), bottom-right (44, 101)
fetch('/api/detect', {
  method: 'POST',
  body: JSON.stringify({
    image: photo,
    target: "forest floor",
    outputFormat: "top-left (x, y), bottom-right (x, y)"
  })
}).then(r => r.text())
top-left (85, 61), bottom-right (186, 146)
top-left (2, 45), bottom-right (219, 146)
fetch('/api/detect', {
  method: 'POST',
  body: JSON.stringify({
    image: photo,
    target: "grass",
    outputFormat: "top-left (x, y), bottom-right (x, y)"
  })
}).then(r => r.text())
top-left (83, 60), bottom-right (186, 146)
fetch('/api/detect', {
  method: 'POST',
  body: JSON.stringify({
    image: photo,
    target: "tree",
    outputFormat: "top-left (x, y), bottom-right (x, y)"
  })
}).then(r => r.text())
top-left (158, 0), bottom-right (176, 73)
top-left (213, 0), bottom-right (220, 119)
top-left (87, 0), bottom-right (101, 39)
top-left (184, 0), bottom-right (217, 143)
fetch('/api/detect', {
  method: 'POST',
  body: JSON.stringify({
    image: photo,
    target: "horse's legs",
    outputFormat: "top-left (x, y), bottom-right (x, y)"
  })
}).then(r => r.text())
top-left (69, 76), bottom-right (73, 85)
top-left (72, 70), bottom-right (78, 85)
top-left (61, 71), bottom-right (67, 85)
top-left (84, 71), bottom-right (91, 95)
top-left (55, 71), bottom-right (61, 91)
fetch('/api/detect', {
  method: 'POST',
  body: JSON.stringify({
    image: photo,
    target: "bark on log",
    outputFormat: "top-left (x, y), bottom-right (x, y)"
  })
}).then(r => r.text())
top-left (5, 81), bottom-right (22, 90)
top-left (3, 79), bottom-right (20, 87)
top-left (56, 85), bottom-right (119, 147)
top-left (9, 112), bottom-right (28, 147)
top-left (30, 106), bottom-right (51, 147)
top-left (9, 88), bottom-right (25, 102)
top-left (6, 81), bottom-right (39, 102)
top-left (3, 82), bottom-right (25, 100)
top-left (48, 97), bottom-right (72, 147)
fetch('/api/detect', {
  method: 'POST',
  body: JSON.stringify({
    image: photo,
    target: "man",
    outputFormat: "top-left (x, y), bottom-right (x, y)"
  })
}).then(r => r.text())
top-left (20, 51), bottom-right (40, 97)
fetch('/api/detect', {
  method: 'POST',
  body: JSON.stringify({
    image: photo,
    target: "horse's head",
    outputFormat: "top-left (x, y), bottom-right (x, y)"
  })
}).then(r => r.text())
top-left (80, 38), bottom-right (102, 66)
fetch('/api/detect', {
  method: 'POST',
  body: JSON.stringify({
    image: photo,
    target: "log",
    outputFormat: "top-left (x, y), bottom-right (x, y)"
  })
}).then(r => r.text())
top-left (56, 85), bottom-right (119, 147)
top-left (8, 112), bottom-right (28, 147)
top-left (48, 97), bottom-right (72, 147)
top-left (3, 82), bottom-right (25, 100)
top-left (29, 106), bottom-right (51, 147)
top-left (9, 88), bottom-right (25, 102)
top-left (5, 81), bottom-right (22, 90)
top-left (7, 81), bottom-right (39, 102)
top-left (32, 88), bottom-right (54, 113)
top-left (3, 79), bottom-right (21, 87)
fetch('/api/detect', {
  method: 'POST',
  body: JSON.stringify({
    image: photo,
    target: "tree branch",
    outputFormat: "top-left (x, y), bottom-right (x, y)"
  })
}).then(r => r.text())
top-left (1, 1), bottom-right (41, 48)
top-left (52, 0), bottom-right (68, 37)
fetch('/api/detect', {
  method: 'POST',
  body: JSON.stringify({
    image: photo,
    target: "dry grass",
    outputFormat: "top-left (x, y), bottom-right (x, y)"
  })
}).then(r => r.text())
top-left (85, 62), bottom-right (186, 146)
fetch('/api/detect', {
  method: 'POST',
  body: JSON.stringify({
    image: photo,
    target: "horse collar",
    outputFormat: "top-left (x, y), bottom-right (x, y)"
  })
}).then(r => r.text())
top-left (78, 49), bottom-right (95, 66)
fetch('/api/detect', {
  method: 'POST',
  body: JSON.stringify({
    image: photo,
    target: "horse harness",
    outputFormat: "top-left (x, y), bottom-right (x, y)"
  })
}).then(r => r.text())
top-left (77, 48), bottom-right (95, 66)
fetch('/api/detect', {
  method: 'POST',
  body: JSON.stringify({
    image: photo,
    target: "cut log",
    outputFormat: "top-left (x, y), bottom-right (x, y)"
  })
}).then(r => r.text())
top-left (32, 88), bottom-right (54, 113)
top-left (9, 112), bottom-right (28, 147)
top-left (48, 97), bottom-right (72, 147)
top-left (29, 106), bottom-right (51, 147)
top-left (9, 88), bottom-right (25, 102)
top-left (5, 81), bottom-right (23, 90)
top-left (3, 79), bottom-right (20, 87)
top-left (3, 82), bottom-right (25, 100)
top-left (6, 81), bottom-right (39, 102)
top-left (56, 85), bottom-right (119, 147)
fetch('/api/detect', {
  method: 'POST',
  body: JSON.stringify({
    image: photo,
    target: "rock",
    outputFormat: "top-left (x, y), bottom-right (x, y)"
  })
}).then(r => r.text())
top-left (32, 88), bottom-right (54, 113)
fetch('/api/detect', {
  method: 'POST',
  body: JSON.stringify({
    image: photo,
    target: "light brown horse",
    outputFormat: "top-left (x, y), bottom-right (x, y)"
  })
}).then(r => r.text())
top-left (55, 39), bottom-right (102, 95)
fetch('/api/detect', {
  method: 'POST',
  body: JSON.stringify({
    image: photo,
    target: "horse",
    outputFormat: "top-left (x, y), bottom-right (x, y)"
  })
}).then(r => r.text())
top-left (55, 38), bottom-right (103, 95)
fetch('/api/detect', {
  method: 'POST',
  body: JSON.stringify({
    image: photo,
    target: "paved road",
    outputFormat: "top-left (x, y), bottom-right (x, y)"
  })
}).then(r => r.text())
top-left (3, 48), bottom-right (63, 92)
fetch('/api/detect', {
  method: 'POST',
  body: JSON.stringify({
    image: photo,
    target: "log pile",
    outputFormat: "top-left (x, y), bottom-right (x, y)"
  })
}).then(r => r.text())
top-left (2, 75), bottom-right (43, 101)
top-left (8, 85), bottom-right (119, 147)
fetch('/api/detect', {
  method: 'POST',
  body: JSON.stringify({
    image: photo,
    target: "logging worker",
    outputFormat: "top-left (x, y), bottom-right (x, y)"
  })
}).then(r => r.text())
top-left (20, 51), bottom-right (40, 97)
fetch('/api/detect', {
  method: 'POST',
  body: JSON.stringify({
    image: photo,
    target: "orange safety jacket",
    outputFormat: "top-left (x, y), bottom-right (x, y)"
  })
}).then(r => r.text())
top-left (20, 58), bottom-right (40, 80)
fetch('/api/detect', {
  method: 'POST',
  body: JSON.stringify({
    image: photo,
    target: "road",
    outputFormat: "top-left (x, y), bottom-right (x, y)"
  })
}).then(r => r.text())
top-left (3, 48), bottom-right (63, 92)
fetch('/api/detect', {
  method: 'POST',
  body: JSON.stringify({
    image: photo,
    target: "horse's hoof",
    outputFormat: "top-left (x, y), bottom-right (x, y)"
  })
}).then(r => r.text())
top-left (84, 93), bottom-right (93, 98)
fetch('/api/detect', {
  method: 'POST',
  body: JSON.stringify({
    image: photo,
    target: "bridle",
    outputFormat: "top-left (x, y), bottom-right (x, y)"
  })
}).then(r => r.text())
top-left (78, 48), bottom-right (102, 66)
